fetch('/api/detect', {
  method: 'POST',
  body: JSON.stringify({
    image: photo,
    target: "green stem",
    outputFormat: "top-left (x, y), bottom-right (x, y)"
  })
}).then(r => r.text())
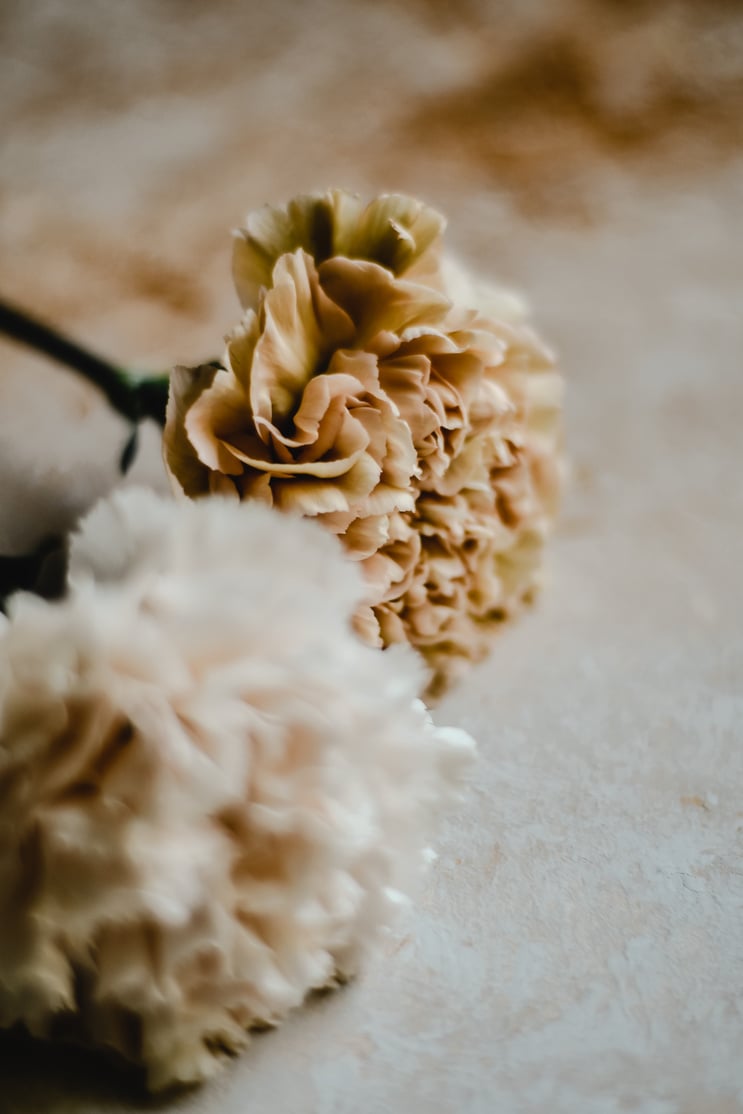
top-left (0, 297), bottom-right (169, 426)
top-left (0, 298), bottom-right (174, 602)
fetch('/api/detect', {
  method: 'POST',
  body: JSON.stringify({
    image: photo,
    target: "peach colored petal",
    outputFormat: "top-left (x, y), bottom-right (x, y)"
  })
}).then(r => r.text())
top-left (238, 472), bottom-right (274, 504)
top-left (339, 193), bottom-right (445, 279)
top-left (378, 354), bottom-right (438, 444)
top-left (293, 368), bottom-right (373, 442)
top-left (272, 478), bottom-right (355, 516)
top-left (272, 452), bottom-right (381, 516)
top-left (233, 190), bottom-right (446, 310)
top-left (250, 251), bottom-right (354, 423)
top-left (208, 473), bottom-right (240, 498)
top-left (296, 394), bottom-right (366, 462)
top-left (321, 514), bottom-right (391, 559)
top-left (224, 311), bottom-right (260, 392)
top-left (318, 258), bottom-right (450, 345)
top-left (216, 438), bottom-right (366, 479)
top-left (356, 485), bottom-right (416, 518)
top-left (325, 348), bottom-right (383, 394)
top-left (164, 365), bottom-right (222, 497)
top-left (374, 604), bottom-right (407, 646)
top-left (351, 605), bottom-right (383, 647)
top-left (233, 205), bottom-right (298, 308)
top-left (185, 369), bottom-right (247, 477)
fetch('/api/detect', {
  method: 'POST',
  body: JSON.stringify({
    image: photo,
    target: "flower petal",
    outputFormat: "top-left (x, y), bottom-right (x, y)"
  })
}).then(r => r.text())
top-left (250, 251), bottom-right (354, 423)
top-left (164, 365), bottom-right (222, 497)
top-left (233, 190), bottom-right (446, 310)
top-left (272, 452), bottom-right (381, 515)
top-left (318, 258), bottom-right (451, 345)
top-left (185, 369), bottom-right (248, 477)
top-left (337, 194), bottom-right (445, 279)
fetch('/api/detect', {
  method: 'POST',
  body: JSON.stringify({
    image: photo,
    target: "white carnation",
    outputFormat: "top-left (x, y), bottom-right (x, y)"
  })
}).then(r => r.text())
top-left (0, 489), bottom-right (474, 1091)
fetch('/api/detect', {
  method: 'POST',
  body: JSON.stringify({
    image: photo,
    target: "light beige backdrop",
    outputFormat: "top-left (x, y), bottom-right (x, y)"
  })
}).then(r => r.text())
top-left (1, 2), bottom-right (742, 1111)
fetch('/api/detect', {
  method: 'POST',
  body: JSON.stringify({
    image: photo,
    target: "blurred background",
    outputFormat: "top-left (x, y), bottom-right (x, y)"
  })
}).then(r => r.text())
top-left (1, 0), bottom-right (741, 552)
top-left (2, 5), bottom-right (743, 1111)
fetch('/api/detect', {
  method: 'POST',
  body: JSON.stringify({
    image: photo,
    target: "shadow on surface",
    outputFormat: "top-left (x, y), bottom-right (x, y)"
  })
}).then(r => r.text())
top-left (0, 978), bottom-right (353, 1111)
top-left (0, 1027), bottom-right (184, 1112)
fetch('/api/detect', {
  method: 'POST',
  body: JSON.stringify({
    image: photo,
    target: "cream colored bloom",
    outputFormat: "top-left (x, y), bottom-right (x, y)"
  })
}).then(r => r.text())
top-left (232, 189), bottom-right (445, 307)
top-left (0, 489), bottom-right (474, 1090)
top-left (164, 191), bottom-right (563, 695)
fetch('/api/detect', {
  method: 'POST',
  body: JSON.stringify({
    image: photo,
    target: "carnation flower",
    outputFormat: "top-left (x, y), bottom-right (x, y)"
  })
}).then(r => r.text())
top-left (0, 488), bottom-right (474, 1091)
top-left (163, 190), bottom-right (563, 695)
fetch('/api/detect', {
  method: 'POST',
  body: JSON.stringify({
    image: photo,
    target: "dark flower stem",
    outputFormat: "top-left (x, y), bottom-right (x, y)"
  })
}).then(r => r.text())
top-left (0, 297), bottom-right (174, 606)
top-left (0, 297), bottom-right (169, 426)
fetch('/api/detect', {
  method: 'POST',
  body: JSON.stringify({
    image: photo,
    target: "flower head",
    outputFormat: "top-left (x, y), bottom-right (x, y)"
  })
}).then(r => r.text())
top-left (164, 191), bottom-right (563, 695)
top-left (0, 488), bottom-right (473, 1090)
top-left (232, 189), bottom-right (445, 307)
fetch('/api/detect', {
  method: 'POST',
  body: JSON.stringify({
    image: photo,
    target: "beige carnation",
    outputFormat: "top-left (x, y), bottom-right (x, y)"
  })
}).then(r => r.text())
top-left (164, 191), bottom-right (563, 695)
top-left (0, 488), bottom-right (474, 1091)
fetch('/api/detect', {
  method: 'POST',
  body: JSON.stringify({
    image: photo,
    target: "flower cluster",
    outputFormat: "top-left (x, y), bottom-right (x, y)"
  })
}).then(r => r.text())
top-left (164, 191), bottom-right (563, 694)
top-left (0, 489), bottom-right (473, 1090)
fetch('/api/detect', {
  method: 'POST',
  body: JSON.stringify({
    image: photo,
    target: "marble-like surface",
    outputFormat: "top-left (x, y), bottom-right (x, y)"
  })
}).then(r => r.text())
top-left (1, 2), bottom-right (742, 1110)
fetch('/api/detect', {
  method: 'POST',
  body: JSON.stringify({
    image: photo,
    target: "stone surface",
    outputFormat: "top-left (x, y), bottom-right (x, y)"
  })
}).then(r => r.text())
top-left (1, 1), bottom-right (742, 1110)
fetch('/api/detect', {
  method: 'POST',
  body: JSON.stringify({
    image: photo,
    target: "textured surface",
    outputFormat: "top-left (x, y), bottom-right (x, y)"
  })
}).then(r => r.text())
top-left (1, 1), bottom-right (742, 1110)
